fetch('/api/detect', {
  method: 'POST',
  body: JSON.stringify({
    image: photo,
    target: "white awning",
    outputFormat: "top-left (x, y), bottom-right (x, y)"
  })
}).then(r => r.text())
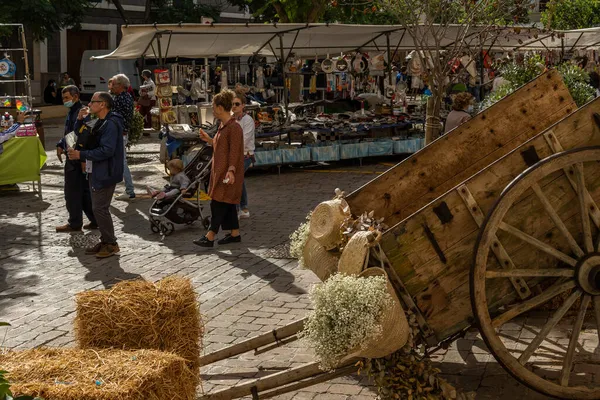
top-left (91, 23), bottom-right (600, 60)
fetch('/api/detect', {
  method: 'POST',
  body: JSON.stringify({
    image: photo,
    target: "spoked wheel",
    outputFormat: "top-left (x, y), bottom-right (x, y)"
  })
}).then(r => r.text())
top-left (472, 147), bottom-right (600, 399)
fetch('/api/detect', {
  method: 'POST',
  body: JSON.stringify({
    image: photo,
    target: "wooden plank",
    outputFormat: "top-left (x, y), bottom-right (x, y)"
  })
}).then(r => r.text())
top-left (346, 70), bottom-right (575, 227)
top-left (382, 97), bottom-right (600, 341)
top-left (457, 184), bottom-right (531, 298)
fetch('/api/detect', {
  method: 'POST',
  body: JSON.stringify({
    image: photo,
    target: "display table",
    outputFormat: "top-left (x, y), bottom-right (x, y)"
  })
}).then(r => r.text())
top-left (0, 135), bottom-right (46, 198)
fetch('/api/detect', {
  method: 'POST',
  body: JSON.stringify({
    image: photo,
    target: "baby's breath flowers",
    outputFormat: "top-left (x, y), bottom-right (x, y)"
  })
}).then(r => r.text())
top-left (300, 273), bottom-right (391, 370)
top-left (289, 213), bottom-right (311, 267)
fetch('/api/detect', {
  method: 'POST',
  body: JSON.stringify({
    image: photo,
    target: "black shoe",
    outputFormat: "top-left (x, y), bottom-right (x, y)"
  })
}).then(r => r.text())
top-left (218, 234), bottom-right (242, 245)
top-left (193, 236), bottom-right (214, 248)
top-left (83, 222), bottom-right (99, 230)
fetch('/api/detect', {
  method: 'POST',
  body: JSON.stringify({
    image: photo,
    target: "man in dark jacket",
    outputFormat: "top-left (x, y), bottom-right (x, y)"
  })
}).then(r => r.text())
top-left (55, 85), bottom-right (97, 233)
top-left (68, 91), bottom-right (124, 258)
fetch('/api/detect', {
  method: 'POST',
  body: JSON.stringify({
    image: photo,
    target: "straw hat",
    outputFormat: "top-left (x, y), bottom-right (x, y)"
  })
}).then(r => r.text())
top-left (338, 231), bottom-right (373, 276)
top-left (349, 267), bottom-right (409, 360)
top-left (302, 236), bottom-right (339, 282)
top-left (310, 198), bottom-right (349, 250)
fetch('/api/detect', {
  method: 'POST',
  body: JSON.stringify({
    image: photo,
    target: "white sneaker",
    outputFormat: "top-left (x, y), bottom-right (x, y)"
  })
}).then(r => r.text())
top-left (238, 210), bottom-right (250, 219)
top-left (115, 193), bottom-right (135, 201)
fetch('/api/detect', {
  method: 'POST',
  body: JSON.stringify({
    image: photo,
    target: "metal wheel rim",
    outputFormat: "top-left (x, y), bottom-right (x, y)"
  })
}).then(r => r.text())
top-left (472, 146), bottom-right (600, 399)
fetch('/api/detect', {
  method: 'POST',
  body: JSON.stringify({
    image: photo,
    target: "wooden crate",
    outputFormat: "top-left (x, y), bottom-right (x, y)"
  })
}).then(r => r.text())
top-left (380, 97), bottom-right (600, 341)
top-left (346, 70), bottom-right (577, 228)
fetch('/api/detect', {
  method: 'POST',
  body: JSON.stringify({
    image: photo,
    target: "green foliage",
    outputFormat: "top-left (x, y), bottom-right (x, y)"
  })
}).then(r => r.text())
top-left (149, 0), bottom-right (221, 23)
top-left (0, 0), bottom-right (89, 41)
top-left (501, 53), bottom-right (546, 87)
top-left (482, 59), bottom-right (596, 109)
top-left (541, 0), bottom-right (600, 29)
top-left (228, 0), bottom-right (329, 22)
top-left (127, 111), bottom-right (144, 150)
top-left (323, 3), bottom-right (399, 24)
top-left (557, 63), bottom-right (596, 107)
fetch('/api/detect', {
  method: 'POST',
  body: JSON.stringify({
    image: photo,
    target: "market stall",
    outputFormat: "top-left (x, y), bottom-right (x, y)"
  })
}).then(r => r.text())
top-left (92, 23), bottom-right (600, 168)
top-left (0, 135), bottom-right (46, 198)
top-left (0, 23), bottom-right (45, 197)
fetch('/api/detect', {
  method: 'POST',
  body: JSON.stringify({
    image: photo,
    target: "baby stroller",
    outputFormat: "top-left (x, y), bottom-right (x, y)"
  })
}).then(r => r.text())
top-left (149, 143), bottom-right (212, 237)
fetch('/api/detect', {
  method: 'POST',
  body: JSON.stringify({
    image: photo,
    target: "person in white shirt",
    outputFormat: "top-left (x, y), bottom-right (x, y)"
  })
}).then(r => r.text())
top-left (232, 93), bottom-right (255, 219)
top-left (139, 70), bottom-right (156, 130)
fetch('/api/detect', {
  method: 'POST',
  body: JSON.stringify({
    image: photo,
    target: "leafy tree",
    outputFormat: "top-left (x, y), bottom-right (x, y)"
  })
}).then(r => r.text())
top-left (379, 0), bottom-right (527, 142)
top-left (147, 0), bottom-right (222, 23)
top-left (0, 0), bottom-right (90, 41)
top-left (227, 0), bottom-right (329, 22)
top-left (541, 0), bottom-right (600, 30)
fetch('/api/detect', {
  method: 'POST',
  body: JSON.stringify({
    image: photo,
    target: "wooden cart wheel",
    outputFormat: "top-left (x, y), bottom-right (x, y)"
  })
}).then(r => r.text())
top-left (472, 147), bottom-right (600, 399)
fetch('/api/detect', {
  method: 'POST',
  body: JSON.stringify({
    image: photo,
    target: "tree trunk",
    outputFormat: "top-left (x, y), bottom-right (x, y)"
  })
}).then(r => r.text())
top-left (425, 95), bottom-right (442, 144)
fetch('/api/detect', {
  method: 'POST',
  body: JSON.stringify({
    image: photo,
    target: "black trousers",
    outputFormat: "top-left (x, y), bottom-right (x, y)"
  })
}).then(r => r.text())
top-left (209, 200), bottom-right (239, 234)
top-left (64, 162), bottom-right (96, 229)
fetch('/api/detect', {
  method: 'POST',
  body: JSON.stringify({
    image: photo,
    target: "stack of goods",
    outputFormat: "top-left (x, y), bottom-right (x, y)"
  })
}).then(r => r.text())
top-left (0, 348), bottom-right (197, 400)
top-left (155, 68), bottom-right (177, 125)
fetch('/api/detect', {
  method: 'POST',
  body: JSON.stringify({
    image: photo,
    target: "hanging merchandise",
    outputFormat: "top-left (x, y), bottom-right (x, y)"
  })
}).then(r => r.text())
top-left (349, 76), bottom-right (355, 99)
top-left (321, 54), bottom-right (334, 74)
top-left (256, 66), bottom-right (264, 90)
top-left (309, 75), bottom-right (317, 94)
top-left (369, 52), bottom-right (386, 76)
top-left (352, 53), bottom-right (367, 74)
top-left (155, 68), bottom-right (177, 125)
top-left (15, 99), bottom-right (29, 112)
top-left (460, 55), bottom-right (477, 78)
top-left (1, 97), bottom-right (11, 107)
top-left (312, 55), bottom-right (322, 74)
top-left (0, 58), bottom-right (17, 78)
top-left (1, 112), bottom-right (14, 132)
top-left (334, 56), bottom-right (349, 73)
top-left (221, 70), bottom-right (228, 90)
top-left (326, 73), bottom-right (333, 92)
top-left (406, 50), bottom-right (423, 76)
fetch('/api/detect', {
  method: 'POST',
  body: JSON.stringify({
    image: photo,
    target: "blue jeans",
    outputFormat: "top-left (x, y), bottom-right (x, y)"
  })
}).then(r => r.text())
top-left (239, 157), bottom-right (252, 210)
top-left (123, 135), bottom-right (135, 196)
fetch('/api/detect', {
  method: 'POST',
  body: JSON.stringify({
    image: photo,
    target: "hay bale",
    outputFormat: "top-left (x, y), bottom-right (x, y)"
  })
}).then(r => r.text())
top-left (1, 348), bottom-right (196, 400)
top-left (75, 276), bottom-right (203, 373)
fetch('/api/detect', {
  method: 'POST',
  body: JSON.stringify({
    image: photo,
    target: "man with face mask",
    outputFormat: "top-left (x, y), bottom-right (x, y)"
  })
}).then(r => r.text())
top-left (68, 91), bottom-right (124, 258)
top-left (55, 85), bottom-right (98, 233)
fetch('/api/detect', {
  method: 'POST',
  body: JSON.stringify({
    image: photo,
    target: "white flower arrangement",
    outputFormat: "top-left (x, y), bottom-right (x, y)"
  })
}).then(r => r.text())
top-left (289, 213), bottom-right (311, 267)
top-left (300, 273), bottom-right (392, 371)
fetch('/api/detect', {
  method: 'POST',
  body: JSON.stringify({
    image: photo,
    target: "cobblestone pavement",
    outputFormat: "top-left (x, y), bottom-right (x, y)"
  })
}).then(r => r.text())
top-left (1, 120), bottom-right (598, 399)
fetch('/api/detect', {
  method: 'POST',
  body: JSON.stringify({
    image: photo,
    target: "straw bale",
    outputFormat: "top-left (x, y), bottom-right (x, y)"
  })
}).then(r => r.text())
top-left (0, 348), bottom-right (196, 400)
top-left (74, 276), bottom-right (203, 373)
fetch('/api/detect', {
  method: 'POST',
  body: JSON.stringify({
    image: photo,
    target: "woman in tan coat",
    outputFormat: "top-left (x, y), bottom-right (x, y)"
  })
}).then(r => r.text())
top-left (194, 90), bottom-right (245, 248)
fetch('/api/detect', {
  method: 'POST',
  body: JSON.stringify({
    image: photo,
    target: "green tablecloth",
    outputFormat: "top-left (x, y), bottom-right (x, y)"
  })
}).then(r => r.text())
top-left (0, 135), bottom-right (47, 186)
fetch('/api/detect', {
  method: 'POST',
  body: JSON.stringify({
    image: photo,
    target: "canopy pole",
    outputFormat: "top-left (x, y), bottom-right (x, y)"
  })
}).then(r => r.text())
top-left (279, 33), bottom-right (289, 124)
top-left (156, 34), bottom-right (164, 66)
top-left (386, 32), bottom-right (393, 109)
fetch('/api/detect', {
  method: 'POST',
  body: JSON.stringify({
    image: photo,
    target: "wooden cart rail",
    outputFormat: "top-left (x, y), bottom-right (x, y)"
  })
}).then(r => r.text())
top-left (346, 70), bottom-right (576, 228)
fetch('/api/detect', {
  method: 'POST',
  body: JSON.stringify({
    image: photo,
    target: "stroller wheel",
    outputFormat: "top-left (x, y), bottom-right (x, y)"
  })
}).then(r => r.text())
top-left (202, 216), bottom-right (211, 230)
top-left (162, 222), bottom-right (175, 236)
top-left (150, 220), bottom-right (160, 233)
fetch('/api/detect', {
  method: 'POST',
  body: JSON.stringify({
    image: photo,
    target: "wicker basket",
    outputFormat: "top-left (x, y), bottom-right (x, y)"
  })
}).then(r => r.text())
top-left (338, 231), bottom-right (372, 275)
top-left (302, 236), bottom-right (339, 281)
top-left (310, 199), bottom-right (348, 250)
top-left (349, 267), bottom-right (409, 359)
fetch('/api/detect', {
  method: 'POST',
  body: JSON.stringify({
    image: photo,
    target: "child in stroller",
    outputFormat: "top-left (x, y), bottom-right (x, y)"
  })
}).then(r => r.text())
top-left (148, 144), bottom-right (213, 237)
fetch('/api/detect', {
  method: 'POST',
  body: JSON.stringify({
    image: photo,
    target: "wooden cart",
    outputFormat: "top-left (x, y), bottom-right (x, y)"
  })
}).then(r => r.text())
top-left (200, 72), bottom-right (600, 399)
